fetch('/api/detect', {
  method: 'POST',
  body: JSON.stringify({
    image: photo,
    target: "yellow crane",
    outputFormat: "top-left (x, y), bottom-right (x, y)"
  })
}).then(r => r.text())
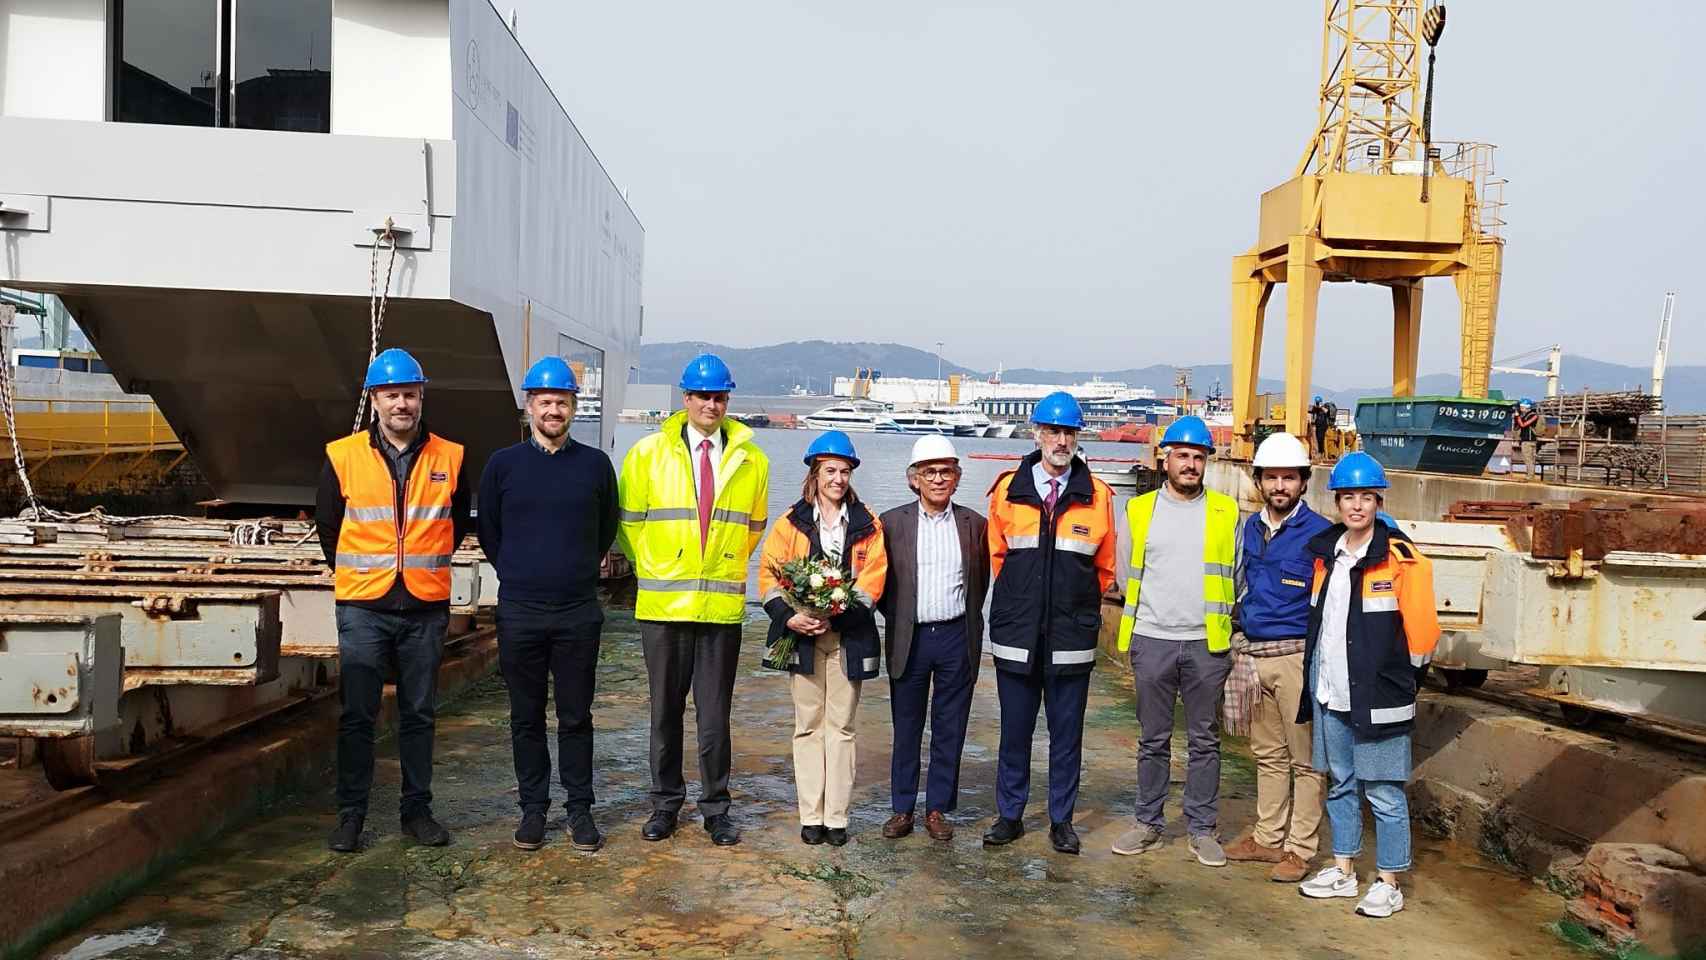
top-left (1230, 0), bottom-right (1506, 458)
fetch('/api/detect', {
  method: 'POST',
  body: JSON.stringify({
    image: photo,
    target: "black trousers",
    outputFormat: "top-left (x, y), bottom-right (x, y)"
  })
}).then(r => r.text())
top-left (638, 620), bottom-right (741, 816)
top-left (335, 604), bottom-right (448, 819)
top-left (497, 597), bottom-right (603, 814)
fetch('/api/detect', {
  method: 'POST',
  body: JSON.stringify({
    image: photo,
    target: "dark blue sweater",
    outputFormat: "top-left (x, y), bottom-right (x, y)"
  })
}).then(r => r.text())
top-left (477, 438), bottom-right (619, 605)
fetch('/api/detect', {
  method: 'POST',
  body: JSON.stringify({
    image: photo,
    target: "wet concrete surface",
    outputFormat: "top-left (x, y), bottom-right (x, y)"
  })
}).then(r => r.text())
top-left (41, 611), bottom-right (1578, 959)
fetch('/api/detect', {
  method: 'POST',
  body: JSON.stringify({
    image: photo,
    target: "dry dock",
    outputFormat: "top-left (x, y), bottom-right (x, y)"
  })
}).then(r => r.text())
top-left (16, 611), bottom-right (1598, 960)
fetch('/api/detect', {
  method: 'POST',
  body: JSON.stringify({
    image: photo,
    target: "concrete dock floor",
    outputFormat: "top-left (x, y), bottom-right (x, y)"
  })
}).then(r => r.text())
top-left (40, 611), bottom-right (1578, 959)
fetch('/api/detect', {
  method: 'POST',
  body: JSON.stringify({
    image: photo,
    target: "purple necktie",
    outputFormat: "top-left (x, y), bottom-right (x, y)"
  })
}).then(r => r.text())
top-left (1044, 478), bottom-right (1060, 516)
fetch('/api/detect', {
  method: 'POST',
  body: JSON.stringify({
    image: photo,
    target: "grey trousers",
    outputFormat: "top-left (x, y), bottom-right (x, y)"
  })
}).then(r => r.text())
top-left (1130, 634), bottom-right (1233, 836)
top-left (639, 620), bottom-right (742, 817)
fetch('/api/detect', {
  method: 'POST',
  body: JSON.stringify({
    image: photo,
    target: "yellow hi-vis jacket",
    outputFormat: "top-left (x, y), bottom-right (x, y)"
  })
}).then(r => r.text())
top-left (617, 410), bottom-right (770, 623)
top-left (325, 430), bottom-right (464, 602)
top-left (1116, 488), bottom-right (1239, 652)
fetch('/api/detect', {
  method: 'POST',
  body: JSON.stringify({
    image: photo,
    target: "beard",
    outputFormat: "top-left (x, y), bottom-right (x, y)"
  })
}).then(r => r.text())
top-left (1042, 447), bottom-right (1075, 469)
top-left (535, 417), bottom-right (568, 439)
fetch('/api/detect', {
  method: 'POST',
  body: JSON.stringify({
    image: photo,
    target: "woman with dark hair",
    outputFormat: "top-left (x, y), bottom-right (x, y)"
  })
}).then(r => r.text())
top-left (758, 431), bottom-right (888, 845)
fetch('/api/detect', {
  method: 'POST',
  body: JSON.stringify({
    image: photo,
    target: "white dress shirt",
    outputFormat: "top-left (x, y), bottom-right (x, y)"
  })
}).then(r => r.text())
top-left (1315, 532), bottom-right (1371, 712)
top-left (686, 422), bottom-right (723, 499)
top-left (915, 501), bottom-right (965, 623)
top-left (814, 502), bottom-right (849, 564)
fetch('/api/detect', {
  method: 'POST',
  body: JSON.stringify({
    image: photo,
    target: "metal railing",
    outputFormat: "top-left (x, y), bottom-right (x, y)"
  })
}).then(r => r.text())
top-left (1, 397), bottom-right (182, 461)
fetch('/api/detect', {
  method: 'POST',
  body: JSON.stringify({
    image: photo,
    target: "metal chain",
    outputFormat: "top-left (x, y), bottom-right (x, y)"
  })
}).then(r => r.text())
top-left (0, 307), bottom-right (45, 519)
top-left (352, 219), bottom-right (400, 433)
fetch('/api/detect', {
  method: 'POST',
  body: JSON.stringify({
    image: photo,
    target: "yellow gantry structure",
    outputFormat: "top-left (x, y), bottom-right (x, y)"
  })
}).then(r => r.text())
top-left (1230, 0), bottom-right (1506, 457)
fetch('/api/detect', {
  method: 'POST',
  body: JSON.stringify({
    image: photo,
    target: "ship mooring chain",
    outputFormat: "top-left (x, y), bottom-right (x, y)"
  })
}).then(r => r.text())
top-left (351, 218), bottom-right (401, 433)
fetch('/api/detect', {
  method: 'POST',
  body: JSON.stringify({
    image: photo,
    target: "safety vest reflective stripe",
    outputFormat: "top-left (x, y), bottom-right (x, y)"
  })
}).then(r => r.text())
top-left (1052, 648), bottom-right (1097, 664)
top-left (1005, 533), bottom-right (1040, 550)
top-left (1116, 489), bottom-right (1239, 653)
top-left (990, 642), bottom-right (1031, 663)
top-left (337, 552), bottom-right (397, 569)
top-left (635, 577), bottom-right (747, 595)
top-left (1055, 537), bottom-right (1100, 557)
top-left (346, 506), bottom-right (394, 522)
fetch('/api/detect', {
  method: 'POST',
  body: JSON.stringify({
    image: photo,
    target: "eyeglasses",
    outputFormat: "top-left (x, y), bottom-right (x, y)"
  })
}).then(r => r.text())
top-left (918, 467), bottom-right (958, 481)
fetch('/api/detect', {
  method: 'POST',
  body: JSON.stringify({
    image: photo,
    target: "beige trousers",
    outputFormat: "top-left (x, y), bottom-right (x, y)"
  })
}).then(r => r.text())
top-left (790, 632), bottom-right (862, 828)
top-left (1249, 651), bottom-right (1326, 858)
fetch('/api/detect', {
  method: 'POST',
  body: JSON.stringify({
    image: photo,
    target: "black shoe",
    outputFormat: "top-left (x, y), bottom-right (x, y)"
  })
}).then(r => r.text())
top-left (642, 810), bottom-right (678, 842)
top-left (704, 813), bottom-right (741, 846)
top-left (982, 817), bottom-right (1025, 847)
top-left (513, 810), bottom-right (547, 851)
top-left (402, 813), bottom-right (451, 847)
top-left (567, 808), bottom-right (603, 852)
top-left (826, 827), bottom-right (849, 847)
top-left (1050, 821), bottom-right (1081, 855)
top-left (801, 825), bottom-right (828, 845)
top-left (327, 811), bottom-right (364, 853)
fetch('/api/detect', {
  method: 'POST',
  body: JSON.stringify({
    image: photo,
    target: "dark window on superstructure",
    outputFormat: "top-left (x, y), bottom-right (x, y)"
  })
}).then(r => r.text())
top-left (114, 0), bottom-right (331, 132)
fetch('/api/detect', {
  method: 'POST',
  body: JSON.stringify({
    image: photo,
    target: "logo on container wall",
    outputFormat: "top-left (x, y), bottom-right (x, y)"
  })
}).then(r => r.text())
top-left (464, 39), bottom-right (502, 112)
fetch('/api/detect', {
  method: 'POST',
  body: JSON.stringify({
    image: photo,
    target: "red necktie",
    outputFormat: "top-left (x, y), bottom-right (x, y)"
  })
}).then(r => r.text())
top-left (1044, 478), bottom-right (1060, 516)
top-left (698, 438), bottom-right (714, 546)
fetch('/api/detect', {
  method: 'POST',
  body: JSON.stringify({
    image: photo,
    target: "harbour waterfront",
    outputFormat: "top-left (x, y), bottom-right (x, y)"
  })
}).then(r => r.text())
top-left (39, 612), bottom-right (1577, 960)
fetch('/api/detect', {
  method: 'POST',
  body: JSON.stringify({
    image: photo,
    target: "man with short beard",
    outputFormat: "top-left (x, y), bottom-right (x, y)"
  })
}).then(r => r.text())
top-left (317, 348), bottom-right (471, 853)
top-left (478, 357), bottom-right (618, 852)
top-left (982, 392), bottom-right (1116, 856)
top-left (1221, 432), bottom-right (1332, 882)
top-left (1113, 415), bottom-right (1240, 866)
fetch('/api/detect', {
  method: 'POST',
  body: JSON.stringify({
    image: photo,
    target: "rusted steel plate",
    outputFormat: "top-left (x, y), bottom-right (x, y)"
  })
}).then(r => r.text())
top-left (0, 653), bottom-right (80, 714)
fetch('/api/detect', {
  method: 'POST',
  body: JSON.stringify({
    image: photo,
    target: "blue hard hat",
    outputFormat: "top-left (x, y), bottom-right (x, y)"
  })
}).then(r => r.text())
top-left (679, 353), bottom-right (737, 392)
top-left (364, 348), bottom-right (427, 389)
top-left (803, 430), bottom-right (860, 468)
top-left (1520, 397), bottom-right (1534, 407)
top-left (1313, 395), bottom-right (1324, 404)
top-left (1329, 451), bottom-right (1389, 491)
top-left (522, 356), bottom-right (579, 393)
top-left (1031, 391), bottom-right (1085, 430)
top-left (1160, 415), bottom-right (1215, 451)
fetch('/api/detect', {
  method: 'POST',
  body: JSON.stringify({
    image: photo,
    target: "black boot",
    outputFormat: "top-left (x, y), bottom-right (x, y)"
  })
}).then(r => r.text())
top-left (982, 817), bottom-right (1025, 847)
top-left (327, 811), bottom-right (364, 853)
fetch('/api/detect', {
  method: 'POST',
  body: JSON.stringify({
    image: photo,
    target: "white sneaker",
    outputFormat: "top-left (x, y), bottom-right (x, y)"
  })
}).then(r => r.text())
top-left (1298, 865), bottom-right (1360, 899)
top-left (1356, 880), bottom-right (1405, 918)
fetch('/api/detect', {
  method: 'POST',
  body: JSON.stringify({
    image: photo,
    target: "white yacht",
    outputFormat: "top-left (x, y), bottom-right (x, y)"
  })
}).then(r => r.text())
top-left (889, 411), bottom-right (958, 435)
top-left (919, 404), bottom-right (993, 437)
top-left (802, 401), bottom-right (902, 433)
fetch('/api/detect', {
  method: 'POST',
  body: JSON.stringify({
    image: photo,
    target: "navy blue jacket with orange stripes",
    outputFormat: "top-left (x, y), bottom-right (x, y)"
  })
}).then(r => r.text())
top-left (985, 452), bottom-right (1117, 678)
top-left (1296, 521), bottom-right (1441, 737)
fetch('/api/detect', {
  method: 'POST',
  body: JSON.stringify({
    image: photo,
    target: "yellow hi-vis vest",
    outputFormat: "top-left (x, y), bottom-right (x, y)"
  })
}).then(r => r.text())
top-left (617, 410), bottom-right (770, 624)
top-left (1116, 488), bottom-right (1239, 652)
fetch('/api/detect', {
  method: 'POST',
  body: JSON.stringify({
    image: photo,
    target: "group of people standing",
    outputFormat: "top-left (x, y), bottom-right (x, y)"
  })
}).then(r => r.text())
top-left (316, 349), bottom-right (1439, 921)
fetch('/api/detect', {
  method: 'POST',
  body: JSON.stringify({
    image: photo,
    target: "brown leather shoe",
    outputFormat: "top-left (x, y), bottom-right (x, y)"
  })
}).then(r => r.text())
top-left (882, 812), bottom-right (914, 839)
top-left (1270, 852), bottom-right (1311, 883)
top-left (1222, 834), bottom-right (1286, 863)
top-left (923, 810), bottom-right (954, 841)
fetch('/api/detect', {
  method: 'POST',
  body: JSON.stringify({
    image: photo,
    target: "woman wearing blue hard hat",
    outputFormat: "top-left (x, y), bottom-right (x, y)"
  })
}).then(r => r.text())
top-left (1295, 451), bottom-right (1441, 918)
top-left (758, 431), bottom-right (889, 846)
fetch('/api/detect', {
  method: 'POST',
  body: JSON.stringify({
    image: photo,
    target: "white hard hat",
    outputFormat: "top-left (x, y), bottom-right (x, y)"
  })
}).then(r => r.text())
top-left (909, 435), bottom-right (960, 467)
top-left (1252, 432), bottom-right (1311, 470)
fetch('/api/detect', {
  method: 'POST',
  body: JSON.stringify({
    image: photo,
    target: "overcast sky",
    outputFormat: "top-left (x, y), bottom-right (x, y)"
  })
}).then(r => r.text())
top-left (511, 0), bottom-right (1704, 388)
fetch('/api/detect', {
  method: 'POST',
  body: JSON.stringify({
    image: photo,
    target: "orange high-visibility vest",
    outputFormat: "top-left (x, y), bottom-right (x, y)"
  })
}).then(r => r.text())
top-left (325, 431), bottom-right (463, 602)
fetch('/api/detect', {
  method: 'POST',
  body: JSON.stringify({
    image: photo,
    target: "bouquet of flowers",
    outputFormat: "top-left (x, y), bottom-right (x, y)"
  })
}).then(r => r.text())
top-left (764, 555), bottom-right (854, 670)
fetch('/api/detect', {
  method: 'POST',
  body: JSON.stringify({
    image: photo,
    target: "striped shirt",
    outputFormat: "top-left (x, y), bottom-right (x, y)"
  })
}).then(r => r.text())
top-left (915, 501), bottom-right (965, 623)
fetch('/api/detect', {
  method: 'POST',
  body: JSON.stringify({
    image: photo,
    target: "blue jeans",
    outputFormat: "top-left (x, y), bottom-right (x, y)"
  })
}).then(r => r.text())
top-left (1316, 705), bottom-right (1412, 872)
top-left (336, 604), bottom-right (448, 820)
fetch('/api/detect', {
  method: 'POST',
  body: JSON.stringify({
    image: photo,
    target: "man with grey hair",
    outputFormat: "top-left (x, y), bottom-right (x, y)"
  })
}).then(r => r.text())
top-left (877, 436), bottom-right (989, 842)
